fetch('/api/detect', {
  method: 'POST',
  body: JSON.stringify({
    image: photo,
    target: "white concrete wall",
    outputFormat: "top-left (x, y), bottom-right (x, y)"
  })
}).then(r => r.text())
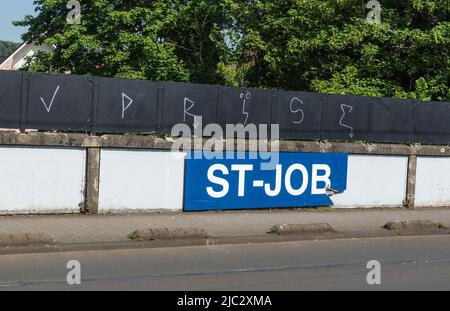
top-left (98, 150), bottom-right (186, 211)
top-left (0, 146), bottom-right (85, 213)
top-left (98, 151), bottom-right (409, 211)
top-left (0, 146), bottom-right (436, 213)
top-left (415, 157), bottom-right (450, 207)
top-left (333, 155), bottom-right (408, 208)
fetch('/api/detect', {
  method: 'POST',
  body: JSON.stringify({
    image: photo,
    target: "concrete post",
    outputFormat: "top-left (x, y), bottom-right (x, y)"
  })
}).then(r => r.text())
top-left (405, 154), bottom-right (417, 208)
top-left (84, 148), bottom-right (101, 214)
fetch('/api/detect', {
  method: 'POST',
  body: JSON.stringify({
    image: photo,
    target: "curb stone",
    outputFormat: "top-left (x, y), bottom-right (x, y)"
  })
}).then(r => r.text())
top-left (0, 233), bottom-right (56, 247)
top-left (383, 220), bottom-right (446, 231)
top-left (129, 227), bottom-right (208, 241)
top-left (268, 223), bottom-right (335, 235)
top-left (1, 230), bottom-right (450, 256)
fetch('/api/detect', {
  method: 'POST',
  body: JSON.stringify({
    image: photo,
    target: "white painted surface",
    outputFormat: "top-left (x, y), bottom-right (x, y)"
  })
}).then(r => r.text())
top-left (333, 155), bottom-right (408, 208)
top-left (416, 157), bottom-right (450, 207)
top-left (0, 146), bottom-right (85, 213)
top-left (0, 42), bottom-right (54, 71)
top-left (99, 150), bottom-right (186, 211)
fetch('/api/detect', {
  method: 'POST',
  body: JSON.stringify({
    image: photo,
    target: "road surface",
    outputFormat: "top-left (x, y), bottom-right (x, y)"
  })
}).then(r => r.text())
top-left (1, 236), bottom-right (450, 290)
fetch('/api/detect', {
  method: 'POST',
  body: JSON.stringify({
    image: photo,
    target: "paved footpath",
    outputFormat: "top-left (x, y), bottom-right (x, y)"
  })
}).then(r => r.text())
top-left (1, 208), bottom-right (450, 244)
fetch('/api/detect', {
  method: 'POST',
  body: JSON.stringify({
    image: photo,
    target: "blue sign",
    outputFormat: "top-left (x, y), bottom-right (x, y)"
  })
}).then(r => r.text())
top-left (184, 152), bottom-right (348, 211)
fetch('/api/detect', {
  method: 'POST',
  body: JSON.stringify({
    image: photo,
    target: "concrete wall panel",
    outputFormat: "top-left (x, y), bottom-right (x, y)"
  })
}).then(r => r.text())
top-left (0, 146), bottom-right (85, 213)
top-left (99, 150), bottom-right (185, 211)
top-left (333, 155), bottom-right (408, 208)
top-left (416, 157), bottom-right (450, 207)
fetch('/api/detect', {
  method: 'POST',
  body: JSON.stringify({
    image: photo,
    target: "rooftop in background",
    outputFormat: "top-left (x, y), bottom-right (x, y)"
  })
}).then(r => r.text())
top-left (0, 42), bottom-right (55, 71)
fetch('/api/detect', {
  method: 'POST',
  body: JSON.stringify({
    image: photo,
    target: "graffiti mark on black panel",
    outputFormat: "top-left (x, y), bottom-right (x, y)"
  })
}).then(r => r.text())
top-left (290, 97), bottom-right (305, 124)
top-left (40, 85), bottom-right (60, 113)
top-left (121, 93), bottom-right (133, 119)
top-left (339, 104), bottom-right (355, 138)
top-left (240, 91), bottom-right (251, 126)
top-left (184, 97), bottom-right (201, 129)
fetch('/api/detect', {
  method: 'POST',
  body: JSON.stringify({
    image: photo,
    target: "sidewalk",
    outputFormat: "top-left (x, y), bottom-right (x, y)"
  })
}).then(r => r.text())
top-left (1, 207), bottom-right (450, 245)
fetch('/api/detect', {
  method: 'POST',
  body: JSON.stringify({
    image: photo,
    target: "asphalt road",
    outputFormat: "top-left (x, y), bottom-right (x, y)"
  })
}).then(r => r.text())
top-left (1, 236), bottom-right (450, 290)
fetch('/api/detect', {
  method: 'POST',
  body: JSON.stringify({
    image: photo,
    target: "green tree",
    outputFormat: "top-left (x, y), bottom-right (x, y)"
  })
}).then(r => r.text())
top-left (0, 40), bottom-right (20, 56)
top-left (233, 0), bottom-right (450, 101)
top-left (14, 0), bottom-right (236, 84)
top-left (15, 0), bottom-right (450, 101)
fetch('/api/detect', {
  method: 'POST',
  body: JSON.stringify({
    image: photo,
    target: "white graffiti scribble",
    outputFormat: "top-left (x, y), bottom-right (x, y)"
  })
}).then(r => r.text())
top-left (40, 85), bottom-right (60, 112)
top-left (184, 97), bottom-right (200, 129)
top-left (339, 104), bottom-right (354, 138)
top-left (121, 93), bottom-right (133, 119)
top-left (290, 97), bottom-right (305, 124)
top-left (240, 91), bottom-right (251, 126)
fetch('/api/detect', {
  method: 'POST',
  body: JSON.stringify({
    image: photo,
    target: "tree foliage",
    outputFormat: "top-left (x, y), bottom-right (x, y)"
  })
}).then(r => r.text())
top-left (234, 0), bottom-right (450, 101)
top-left (15, 0), bottom-right (235, 83)
top-left (0, 40), bottom-right (20, 57)
top-left (15, 0), bottom-right (450, 101)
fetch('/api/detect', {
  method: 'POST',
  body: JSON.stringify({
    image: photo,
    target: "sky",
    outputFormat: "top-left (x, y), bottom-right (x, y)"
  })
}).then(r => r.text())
top-left (1, 0), bottom-right (36, 42)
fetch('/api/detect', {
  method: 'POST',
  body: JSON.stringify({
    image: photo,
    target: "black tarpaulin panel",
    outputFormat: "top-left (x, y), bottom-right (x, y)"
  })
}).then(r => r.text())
top-left (273, 90), bottom-right (322, 140)
top-left (370, 97), bottom-right (413, 143)
top-left (322, 94), bottom-right (371, 141)
top-left (94, 77), bottom-right (157, 133)
top-left (0, 70), bottom-right (447, 144)
top-left (219, 86), bottom-right (272, 138)
top-left (159, 81), bottom-right (219, 134)
top-left (414, 100), bottom-right (450, 145)
top-left (0, 71), bottom-right (21, 129)
top-left (24, 73), bottom-right (92, 131)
